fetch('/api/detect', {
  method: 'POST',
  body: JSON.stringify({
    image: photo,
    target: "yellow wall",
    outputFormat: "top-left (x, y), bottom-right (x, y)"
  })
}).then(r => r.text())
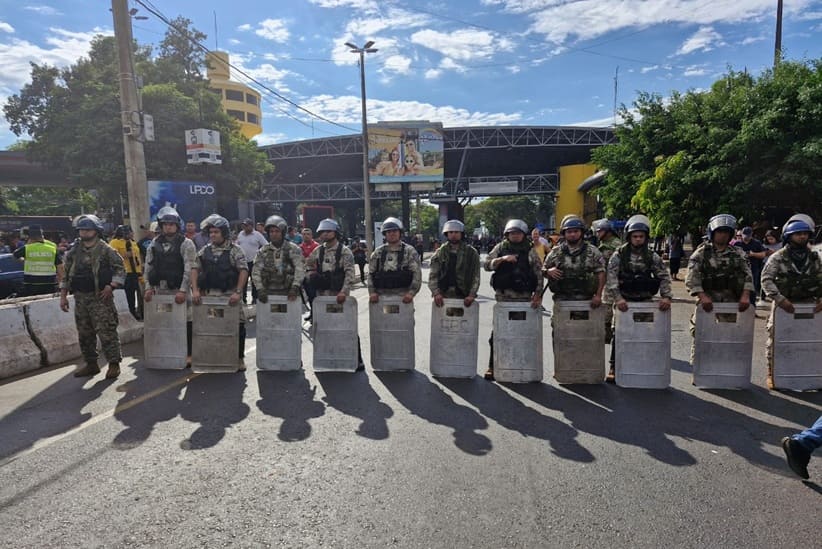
top-left (207, 51), bottom-right (263, 140)
top-left (555, 163), bottom-right (597, 233)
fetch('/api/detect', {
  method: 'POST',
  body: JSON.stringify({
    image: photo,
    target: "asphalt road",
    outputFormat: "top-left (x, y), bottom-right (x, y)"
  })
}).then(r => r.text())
top-left (1, 261), bottom-right (820, 548)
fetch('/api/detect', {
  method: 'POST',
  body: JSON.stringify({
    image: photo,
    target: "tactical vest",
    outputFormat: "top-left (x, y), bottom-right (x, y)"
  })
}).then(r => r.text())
top-left (373, 244), bottom-right (414, 289)
top-left (260, 243), bottom-right (295, 289)
top-left (69, 242), bottom-right (113, 293)
top-left (547, 243), bottom-right (597, 297)
top-left (616, 244), bottom-right (660, 301)
top-left (23, 241), bottom-right (57, 277)
top-left (437, 250), bottom-right (466, 297)
top-left (198, 246), bottom-right (238, 292)
top-left (491, 246), bottom-right (537, 293)
top-left (700, 245), bottom-right (746, 297)
top-left (773, 251), bottom-right (822, 301)
top-left (312, 244), bottom-right (345, 292)
top-left (148, 234), bottom-right (185, 289)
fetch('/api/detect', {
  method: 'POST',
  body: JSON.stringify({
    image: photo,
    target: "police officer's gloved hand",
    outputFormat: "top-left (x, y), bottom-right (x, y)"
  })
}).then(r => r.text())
top-left (258, 294), bottom-right (268, 304)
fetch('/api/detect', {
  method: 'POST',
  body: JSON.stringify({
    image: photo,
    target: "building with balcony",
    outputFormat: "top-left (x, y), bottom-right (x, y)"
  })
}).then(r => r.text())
top-left (207, 51), bottom-right (262, 140)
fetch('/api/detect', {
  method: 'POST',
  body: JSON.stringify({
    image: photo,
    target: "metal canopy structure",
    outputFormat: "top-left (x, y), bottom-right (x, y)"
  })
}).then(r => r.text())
top-left (260, 125), bottom-right (614, 203)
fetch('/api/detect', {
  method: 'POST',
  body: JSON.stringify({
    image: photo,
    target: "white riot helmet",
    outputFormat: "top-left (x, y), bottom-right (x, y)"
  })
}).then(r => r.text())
top-left (503, 219), bottom-right (528, 236)
top-left (264, 215), bottom-right (287, 233)
top-left (381, 217), bottom-right (403, 234)
top-left (442, 220), bottom-right (465, 235)
top-left (624, 214), bottom-right (651, 236)
top-left (707, 214), bottom-right (737, 241)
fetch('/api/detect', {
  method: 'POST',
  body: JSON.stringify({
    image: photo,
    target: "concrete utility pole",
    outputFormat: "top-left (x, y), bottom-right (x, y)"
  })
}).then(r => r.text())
top-left (112, 0), bottom-right (149, 236)
top-left (774, 0), bottom-right (784, 68)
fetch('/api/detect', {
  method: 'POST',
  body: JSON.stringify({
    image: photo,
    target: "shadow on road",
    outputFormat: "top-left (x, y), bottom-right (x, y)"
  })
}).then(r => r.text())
top-left (438, 377), bottom-right (595, 463)
top-left (256, 370), bottom-right (325, 442)
top-left (702, 385), bottom-right (822, 429)
top-left (178, 372), bottom-right (250, 450)
top-left (316, 371), bottom-right (393, 440)
top-left (376, 371), bottom-right (492, 456)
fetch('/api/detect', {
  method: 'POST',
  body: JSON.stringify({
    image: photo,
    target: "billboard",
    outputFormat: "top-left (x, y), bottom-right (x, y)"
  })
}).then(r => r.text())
top-left (185, 128), bottom-right (222, 165)
top-left (148, 180), bottom-right (218, 226)
top-left (368, 122), bottom-right (444, 190)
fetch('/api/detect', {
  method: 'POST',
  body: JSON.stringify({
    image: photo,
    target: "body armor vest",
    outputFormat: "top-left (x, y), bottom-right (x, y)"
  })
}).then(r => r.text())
top-left (700, 245), bottom-right (746, 297)
top-left (617, 244), bottom-right (660, 300)
top-left (69, 243), bottom-right (113, 293)
top-left (148, 233), bottom-right (184, 289)
top-left (373, 244), bottom-right (413, 289)
top-left (774, 251), bottom-right (822, 301)
top-left (260, 243), bottom-right (295, 289)
top-left (312, 245), bottom-right (345, 292)
top-left (547, 243), bottom-right (597, 297)
top-left (491, 247), bottom-right (537, 293)
top-left (198, 246), bottom-right (238, 292)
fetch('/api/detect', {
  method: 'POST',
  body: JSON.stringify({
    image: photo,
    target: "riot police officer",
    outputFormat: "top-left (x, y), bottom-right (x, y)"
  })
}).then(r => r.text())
top-left (427, 220), bottom-right (481, 308)
top-left (252, 215), bottom-right (305, 302)
top-left (190, 214), bottom-right (249, 371)
top-left (143, 207), bottom-right (197, 366)
top-left (593, 218), bottom-right (623, 345)
top-left (761, 214), bottom-right (822, 390)
top-left (368, 217), bottom-right (422, 304)
top-left (484, 219), bottom-right (543, 380)
top-left (685, 214), bottom-right (753, 364)
top-left (59, 215), bottom-right (126, 379)
top-left (605, 214), bottom-right (673, 381)
top-left (543, 215), bottom-right (606, 307)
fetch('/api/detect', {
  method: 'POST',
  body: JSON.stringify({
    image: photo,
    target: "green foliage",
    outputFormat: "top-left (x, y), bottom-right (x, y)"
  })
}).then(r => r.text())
top-left (592, 60), bottom-right (822, 233)
top-left (464, 196), bottom-right (539, 237)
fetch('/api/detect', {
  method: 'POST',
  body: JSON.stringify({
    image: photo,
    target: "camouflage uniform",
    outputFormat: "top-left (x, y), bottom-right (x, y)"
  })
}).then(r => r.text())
top-left (427, 242), bottom-right (481, 299)
top-left (367, 242), bottom-right (422, 297)
top-left (543, 242), bottom-right (606, 324)
top-left (306, 241), bottom-right (357, 296)
top-left (144, 235), bottom-right (197, 322)
top-left (685, 242), bottom-right (754, 362)
top-left (761, 246), bottom-right (822, 380)
top-left (61, 239), bottom-right (126, 365)
top-left (484, 241), bottom-right (543, 302)
top-left (598, 235), bottom-right (623, 343)
top-left (252, 240), bottom-right (305, 297)
top-left (194, 240), bottom-right (248, 319)
top-left (605, 244), bottom-right (673, 303)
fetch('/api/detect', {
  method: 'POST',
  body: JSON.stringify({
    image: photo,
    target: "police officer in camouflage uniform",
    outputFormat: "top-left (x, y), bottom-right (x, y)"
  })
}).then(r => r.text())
top-left (761, 214), bottom-right (822, 390)
top-left (368, 217), bottom-right (421, 304)
top-left (427, 220), bottom-right (481, 309)
top-left (543, 216), bottom-right (606, 307)
top-left (593, 218), bottom-right (623, 345)
top-left (190, 214), bottom-right (249, 371)
top-left (605, 214), bottom-right (673, 381)
top-left (306, 218), bottom-right (363, 369)
top-left (484, 219), bottom-right (543, 380)
top-left (59, 215), bottom-right (126, 379)
top-left (252, 215), bottom-right (305, 303)
top-left (143, 207), bottom-right (197, 366)
top-left (685, 214), bottom-right (753, 364)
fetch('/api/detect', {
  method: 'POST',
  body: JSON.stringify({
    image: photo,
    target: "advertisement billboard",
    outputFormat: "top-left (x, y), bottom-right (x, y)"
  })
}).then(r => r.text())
top-left (148, 180), bottom-right (218, 226)
top-left (368, 122), bottom-right (444, 190)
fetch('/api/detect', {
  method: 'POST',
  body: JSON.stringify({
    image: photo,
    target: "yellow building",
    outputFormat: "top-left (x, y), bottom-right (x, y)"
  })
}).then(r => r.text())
top-left (207, 51), bottom-right (262, 139)
top-left (555, 163), bottom-right (599, 232)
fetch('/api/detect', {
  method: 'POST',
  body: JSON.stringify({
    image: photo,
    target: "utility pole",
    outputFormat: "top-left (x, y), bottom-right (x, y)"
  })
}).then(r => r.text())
top-left (112, 0), bottom-right (149, 237)
top-left (774, 0), bottom-right (783, 68)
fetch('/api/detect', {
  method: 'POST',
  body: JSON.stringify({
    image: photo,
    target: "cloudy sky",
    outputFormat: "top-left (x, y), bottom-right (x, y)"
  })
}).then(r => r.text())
top-left (0, 0), bottom-right (820, 148)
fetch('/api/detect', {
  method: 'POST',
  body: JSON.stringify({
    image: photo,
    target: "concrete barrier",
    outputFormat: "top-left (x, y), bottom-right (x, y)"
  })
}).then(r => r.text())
top-left (26, 296), bottom-right (80, 366)
top-left (114, 290), bottom-right (143, 344)
top-left (0, 303), bottom-right (43, 379)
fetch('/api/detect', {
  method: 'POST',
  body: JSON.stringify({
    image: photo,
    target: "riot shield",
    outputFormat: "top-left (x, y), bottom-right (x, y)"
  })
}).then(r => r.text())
top-left (693, 303), bottom-right (754, 389)
top-left (312, 296), bottom-right (359, 372)
top-left (430, 299), bottom-right (479, 378)
top-left (552, 301), bottom-right (605, 384)
top-left (143, 292), bottom-right (187, 369)
top-left (493, 302), bottom-right (543, 383)
top-left (615, 301), bottom-right (671, 388)
top-left (192, 296), bottom-right (241, 373)
top-left (256, 295), bottom-right (302, 371)
top-left (773, 303), bottom-right (822, 391)
top-left (369, 296), bottom-right (415, 371)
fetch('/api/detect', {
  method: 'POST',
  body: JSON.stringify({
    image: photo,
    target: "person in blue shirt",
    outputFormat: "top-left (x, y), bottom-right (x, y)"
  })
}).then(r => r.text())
top-left (783, 415), bottom-right (822, 479)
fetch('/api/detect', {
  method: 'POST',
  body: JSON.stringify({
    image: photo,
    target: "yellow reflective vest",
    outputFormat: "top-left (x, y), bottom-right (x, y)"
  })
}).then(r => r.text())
top-left (23, 240), bottom-right (57, 277)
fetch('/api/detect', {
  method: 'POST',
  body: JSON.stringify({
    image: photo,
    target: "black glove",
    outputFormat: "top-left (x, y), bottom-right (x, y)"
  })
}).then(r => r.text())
top-left (257, 294), bottom-right (268, 304)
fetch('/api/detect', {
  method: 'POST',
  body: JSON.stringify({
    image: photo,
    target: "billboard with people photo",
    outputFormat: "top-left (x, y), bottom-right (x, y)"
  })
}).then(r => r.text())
top-left (368, 122), bottom-right (444, 189)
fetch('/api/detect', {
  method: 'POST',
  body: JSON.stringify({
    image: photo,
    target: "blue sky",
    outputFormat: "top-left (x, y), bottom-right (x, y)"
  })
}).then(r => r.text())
top-left (1, 0), bottom-right (820, 149)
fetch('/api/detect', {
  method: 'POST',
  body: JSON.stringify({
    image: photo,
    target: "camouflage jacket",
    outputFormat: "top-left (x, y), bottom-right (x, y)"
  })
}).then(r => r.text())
top-left (306, 241), bottom-right (356, 296)
top-left (685, 243), bottom-right (753, 302)
top-left (367, 242), bottom-right (422, 296)
top-left (484, 241), bottom-right (543, 302)
top-left (194, 240), bottom-right (248, 297)
top-left (598, 235), bottom-right (623, 262)
top-left (61, 238), bottom-right (126, 292)
top-left (143, 236), bottom-right (197, 292)
top-left (761, 247), bottom-right (822, 304)
top-left (427, 241), bottom-right (481, 298)
top-left (542, 242), bottom-right (605, 301)
top-left (605, 244), bottom-right (673, 302)
top-left (252, 240), bottom-right (305, 295)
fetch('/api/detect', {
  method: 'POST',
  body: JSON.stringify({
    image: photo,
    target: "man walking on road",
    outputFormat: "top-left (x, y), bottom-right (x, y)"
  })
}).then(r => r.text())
top-left (236, 218), bottom-right (267, 304)
top-left (783, 415), bottom-right (822, 479)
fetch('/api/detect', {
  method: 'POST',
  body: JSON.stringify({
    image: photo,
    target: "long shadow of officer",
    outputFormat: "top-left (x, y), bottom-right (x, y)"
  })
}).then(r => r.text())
top-left (256, 371), bottom-right (325, 442)
top-left (179, 372), bottom-right (250, 450)
top-left (316, 372), bottom-right (393, 440)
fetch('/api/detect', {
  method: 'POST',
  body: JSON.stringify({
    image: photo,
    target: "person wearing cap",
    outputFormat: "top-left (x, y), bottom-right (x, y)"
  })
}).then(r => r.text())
top-left (483, 219), bottom-right (543, 380)
top-left (235, 218), bottom-right (268, 304)
top-left (685, 214), bottom-right (753, 365)
top-left (761, 214), bottom-right (822, 389)
top-left (427, 219), bottom-right (481, 309)
top-left (13, 224), bottom-right (64, 296)
top-left (733, 226), bottom-right (767, 305)
top-left (60, 215), bottom-right (126, 379)
top-left (368, 217), bottom-right (422, 304)
top-left (110, 225), bottom-right (144, 320)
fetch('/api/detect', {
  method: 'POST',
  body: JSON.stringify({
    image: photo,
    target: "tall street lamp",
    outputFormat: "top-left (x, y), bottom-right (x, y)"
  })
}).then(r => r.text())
top-left (345, 41), bottom-right (378, 255)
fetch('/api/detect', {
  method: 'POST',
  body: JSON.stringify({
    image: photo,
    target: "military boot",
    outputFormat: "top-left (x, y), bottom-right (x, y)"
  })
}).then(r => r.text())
top-left (74, 362), bottom-right (101, 377)
top-left (105, 362), bottom-right (121, 379)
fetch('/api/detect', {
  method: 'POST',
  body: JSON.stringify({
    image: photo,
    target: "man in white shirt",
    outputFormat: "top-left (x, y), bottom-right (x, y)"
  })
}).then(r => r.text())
top-left (235, 218), bottom-right (268, 303)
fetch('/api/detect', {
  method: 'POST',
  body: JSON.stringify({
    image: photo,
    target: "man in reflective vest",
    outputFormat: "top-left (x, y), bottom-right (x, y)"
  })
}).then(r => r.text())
top-left (14, 224), bottom-right (63, 296)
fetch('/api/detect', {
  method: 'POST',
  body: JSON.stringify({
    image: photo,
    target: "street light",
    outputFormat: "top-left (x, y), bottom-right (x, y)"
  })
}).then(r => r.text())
top-left (346, 41), bottom-right (378, 255)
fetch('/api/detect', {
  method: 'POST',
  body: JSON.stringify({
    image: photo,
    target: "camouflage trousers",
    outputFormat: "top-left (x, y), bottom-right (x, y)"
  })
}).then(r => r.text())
top-left (74, 291), bottom-right (121, 364)
top-left (603, 300), bottom-right (614, 344)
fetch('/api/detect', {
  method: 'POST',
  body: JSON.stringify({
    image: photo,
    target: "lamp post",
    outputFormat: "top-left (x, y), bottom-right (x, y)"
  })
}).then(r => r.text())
top-left (345, 41), bottom-right (378, 255)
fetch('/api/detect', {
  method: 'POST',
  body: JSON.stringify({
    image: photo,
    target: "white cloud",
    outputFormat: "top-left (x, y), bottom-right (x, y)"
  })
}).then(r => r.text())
top-left (253, 132), bottom-right (289, 146)
top-left (228, 38), bottom-right (241, 46)
top-left (237, 24), bottom-right (252, 31)
top-left (226, 52), bottom-right (296, 94)
top-left (380, 55), bottom-right (412, 75)
top-left (0, 20), bottom-right (14, 33)
top-left (410, 29), bottom-right (513, 61)
top-left (425, 68), bottom-right (442, 79)
top-left (345, 7), bottom-right (431, 36)
top-left (683, 65), bottom-right (709, 76)
top-left (255, 19), bottom-right (290, 42)
top-left (331, 36), bottom-right (399, 66)
top-left (676, 26), bottom-right (725, 55)
top-left (23, 5), bottom-right (62, 16)
top-left (741, 35), bottom-right (767, 45)
top-left (439, 57), bottom-right (467, 73)
top-left (309, 0), bottom-right (374, 8)
top-left (641, 65), bottom-right (659, 74)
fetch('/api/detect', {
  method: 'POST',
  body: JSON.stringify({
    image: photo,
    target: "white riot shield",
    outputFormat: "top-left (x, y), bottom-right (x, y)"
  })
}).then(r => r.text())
top-left (192, 296), bottom-right (241, 373)
top-left (693, 303), bottom-right (754, 389)
top-left (143, 292), bottom-right (187, 369)
top-left (313, 296), bottom-right (359, 373)
top-left (552, 301), bottom-right (605, 384)
top-left (430, 299), bottom-right (479, 378)
top-left (615, 301), bottom-right (671, 389)
top-left (493, 302), bottom-right (543, 383)
top-left (256, 295), bottom-right (302, 371)
top-left (773, 303), bottom-right (822, 391)
top-left (369, 296), bottom-right (415, 371)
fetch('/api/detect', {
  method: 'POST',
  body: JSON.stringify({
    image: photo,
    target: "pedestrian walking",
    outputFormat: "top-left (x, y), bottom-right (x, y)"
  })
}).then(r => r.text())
top-left (782, 415), bottom-right (822, 479)
top-left (235, 218), bottom-right (267, 304)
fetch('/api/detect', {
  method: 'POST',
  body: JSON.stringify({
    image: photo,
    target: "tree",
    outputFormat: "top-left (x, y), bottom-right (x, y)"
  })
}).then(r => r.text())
top-left (464, 196), bottom-right (539, 237)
